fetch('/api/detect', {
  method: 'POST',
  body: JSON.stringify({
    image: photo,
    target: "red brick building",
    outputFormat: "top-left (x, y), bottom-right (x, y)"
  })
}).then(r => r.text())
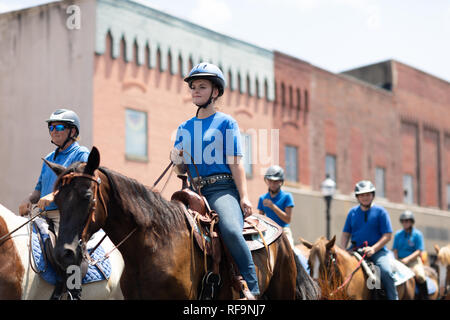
top-left (274, 53), bottom-right (450, 211)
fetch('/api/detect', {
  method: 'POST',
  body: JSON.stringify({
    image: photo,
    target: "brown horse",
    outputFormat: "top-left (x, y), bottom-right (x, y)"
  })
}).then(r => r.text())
top-left (302, 236), bottom-right (416, 300)
top-left (46, 146), bottom-right (319, 299)
top-left (434, 244), bottom-right (450, 299)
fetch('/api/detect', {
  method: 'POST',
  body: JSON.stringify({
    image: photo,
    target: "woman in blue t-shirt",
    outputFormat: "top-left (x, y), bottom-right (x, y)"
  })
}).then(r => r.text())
top-left (171, 62), bottom-right (259, 299)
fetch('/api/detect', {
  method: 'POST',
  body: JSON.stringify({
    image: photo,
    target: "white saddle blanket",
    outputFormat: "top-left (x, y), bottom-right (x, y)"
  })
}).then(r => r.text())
top-left (391, 258), bottom-right (415, 286)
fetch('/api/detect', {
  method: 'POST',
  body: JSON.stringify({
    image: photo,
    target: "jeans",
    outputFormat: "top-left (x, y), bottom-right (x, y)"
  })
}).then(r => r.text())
top-left (200, 180), bottom-right (260, 296)
top-left (368, 249), bottom-right (399, 300)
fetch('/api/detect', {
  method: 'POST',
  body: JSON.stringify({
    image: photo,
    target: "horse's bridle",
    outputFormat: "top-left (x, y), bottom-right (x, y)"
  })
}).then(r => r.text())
top-left (319, 249), bottom-right (341, 284)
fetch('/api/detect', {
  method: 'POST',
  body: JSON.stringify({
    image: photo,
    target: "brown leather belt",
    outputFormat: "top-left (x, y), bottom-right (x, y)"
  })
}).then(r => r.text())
top-left (192, 173), bottom-right (233, 189)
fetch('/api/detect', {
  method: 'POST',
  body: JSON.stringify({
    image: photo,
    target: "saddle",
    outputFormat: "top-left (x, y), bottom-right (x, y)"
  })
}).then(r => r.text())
top-left (32, 217), bottom-right (111, 299)
top-left (352, 249), bottom-right (415, 298)
top-left (171, 186), bottom-right (283, 299)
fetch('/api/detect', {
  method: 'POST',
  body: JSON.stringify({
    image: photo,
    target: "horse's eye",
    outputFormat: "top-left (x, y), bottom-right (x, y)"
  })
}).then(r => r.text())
top-left (83, 190), bottom-right (93, 200)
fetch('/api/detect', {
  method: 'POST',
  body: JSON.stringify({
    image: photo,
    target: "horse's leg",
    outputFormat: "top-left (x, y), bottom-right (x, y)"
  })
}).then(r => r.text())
top-left (406, 277), bottom-right (416, 300)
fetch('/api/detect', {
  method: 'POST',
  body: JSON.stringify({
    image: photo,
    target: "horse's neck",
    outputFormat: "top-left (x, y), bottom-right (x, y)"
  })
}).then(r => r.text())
top-left (335, 247), bottom-right (358, 273)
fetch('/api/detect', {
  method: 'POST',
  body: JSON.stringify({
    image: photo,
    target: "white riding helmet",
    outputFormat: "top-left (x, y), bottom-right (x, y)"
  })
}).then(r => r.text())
top-left (354, 180), bottom-right (376, 195)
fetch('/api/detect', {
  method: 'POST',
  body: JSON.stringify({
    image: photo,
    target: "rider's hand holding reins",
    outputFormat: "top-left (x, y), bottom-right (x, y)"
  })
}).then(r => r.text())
top-left (361, 246), bottom-right (375, 257)
top-left (170, 148), bottom-right (187, 175)
top-left (18, 189), bottom-right (40, 216)
top-left (227, 155), bottom-right (253, 218)
top-left (240, 197), bottom-right (253, 218)
top-left (36, 191), bottom-right (57, 211)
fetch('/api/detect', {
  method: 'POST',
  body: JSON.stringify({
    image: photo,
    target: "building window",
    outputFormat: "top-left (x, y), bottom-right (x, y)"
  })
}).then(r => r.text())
top-left (447, 183), bottom-right (450, 210)
top-left (125, 108), bottom-right (148, 161)
top-left (325, 154), bottom-right (337, 183)
top-left (375, 167), bottom-right (386, 198)
top-left (403, 174), bottom-right (414, 204)
top-left (241, 132), bottom-right (253, 178)
top-left (285, 145), bottom-right (298, 182)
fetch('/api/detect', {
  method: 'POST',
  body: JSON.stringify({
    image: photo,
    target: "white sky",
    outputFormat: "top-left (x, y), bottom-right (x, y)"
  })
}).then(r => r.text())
top-left (1, 0), bottom-right (449, 82)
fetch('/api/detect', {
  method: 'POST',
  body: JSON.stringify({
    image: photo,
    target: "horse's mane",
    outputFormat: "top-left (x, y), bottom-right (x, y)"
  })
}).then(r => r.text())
top-left (97, 166), bottom-right (186, 239)
top-left (438, 245), bottom-right (450, 265)
top-left (309, 237), bottom-right (351, 300)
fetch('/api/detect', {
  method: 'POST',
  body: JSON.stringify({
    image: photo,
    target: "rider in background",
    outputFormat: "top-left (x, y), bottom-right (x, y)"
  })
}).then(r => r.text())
top-left (171, 62), bottom-right (260, 299)
top-left (257, 165), bottom-right (295, 248)
top-left (18, 109), bottom-right (89, 235)
top-left (340, 180), bottom-right (398, 300)
top-left (393, 210), bottom-right (428, 299)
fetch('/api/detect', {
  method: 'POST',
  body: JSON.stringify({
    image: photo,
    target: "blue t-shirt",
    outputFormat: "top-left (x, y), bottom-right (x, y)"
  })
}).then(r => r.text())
top-left (257, 190), bottom-right (294, 227)
top-left (174, 112), bottom-right (242, 178)
top-left (35, 142), bottom-right (90, 210)
top-left (392, 228), bottom-right (424, 259)
top-left (342, 204), bottom-right (393, 250)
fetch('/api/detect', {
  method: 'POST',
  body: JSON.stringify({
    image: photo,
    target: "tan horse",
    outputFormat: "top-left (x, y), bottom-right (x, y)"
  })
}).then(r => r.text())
top-left (302, 236), bottom-right (416, 300)
top-left (434, 244), bottom-right (450, 300)
top-left (0, 203), bottom-right (124, 299)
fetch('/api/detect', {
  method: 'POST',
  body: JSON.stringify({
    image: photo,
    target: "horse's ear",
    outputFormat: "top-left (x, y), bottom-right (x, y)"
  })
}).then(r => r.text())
top-left (42, 158), bottom-right (66, 176)
top-left (434, 244), bottom-right (440, 254)
top-left (326, 235), bottom-right (336, 250)
top-left (84, 146), bottom-right (100, 175)
top-left (301, 238), bottom-right (313, 249)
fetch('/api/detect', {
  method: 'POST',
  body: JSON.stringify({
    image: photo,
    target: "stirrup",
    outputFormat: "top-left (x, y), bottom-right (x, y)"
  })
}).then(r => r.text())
top-left (199, 272), bottom-right (221, 300)
top-left (236, 277), bottom-right (257, 300)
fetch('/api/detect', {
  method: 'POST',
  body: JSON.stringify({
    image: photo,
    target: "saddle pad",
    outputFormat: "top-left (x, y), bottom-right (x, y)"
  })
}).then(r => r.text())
top-left (390, 258), bottom-right (415, 286)
top-left (294, 247), bottom-right (310, 275)
top-left (414, 276), bottom-right (437, 295)
top-left (31, 224), bottom-right (112, 286)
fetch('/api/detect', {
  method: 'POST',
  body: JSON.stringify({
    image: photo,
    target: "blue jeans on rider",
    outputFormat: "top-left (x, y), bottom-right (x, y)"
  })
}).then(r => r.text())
top-left (200, 179), bottom-right (260, 296)
top-left (368, 248), bottom-right (398, 300)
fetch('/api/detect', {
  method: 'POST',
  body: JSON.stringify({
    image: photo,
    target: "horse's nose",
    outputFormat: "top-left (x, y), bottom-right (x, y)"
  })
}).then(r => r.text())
top-left (56, 245), bottom-right (78, 269)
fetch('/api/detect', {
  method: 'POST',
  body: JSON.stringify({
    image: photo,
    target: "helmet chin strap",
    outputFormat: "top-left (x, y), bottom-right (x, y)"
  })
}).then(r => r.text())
top-left (195, 89), bottom-right (214, 117)
top-left (51, 130), bottom-right (75, 160)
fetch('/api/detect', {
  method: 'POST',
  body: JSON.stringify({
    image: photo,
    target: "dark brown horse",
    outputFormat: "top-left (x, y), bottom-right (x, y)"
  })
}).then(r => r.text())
top-left (47, 146), bottom-right (319, 299)
top-left (302, 236), bottom-right (416, 300)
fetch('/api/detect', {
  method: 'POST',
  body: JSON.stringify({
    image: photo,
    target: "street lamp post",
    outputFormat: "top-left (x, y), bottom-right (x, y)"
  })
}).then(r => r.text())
top-left (321, 174), bottom-right (336, 240)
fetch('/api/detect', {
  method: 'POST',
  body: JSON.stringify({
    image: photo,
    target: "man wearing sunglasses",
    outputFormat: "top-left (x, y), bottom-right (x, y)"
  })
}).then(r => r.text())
top-left (18, 109), bottom-right (89, 236)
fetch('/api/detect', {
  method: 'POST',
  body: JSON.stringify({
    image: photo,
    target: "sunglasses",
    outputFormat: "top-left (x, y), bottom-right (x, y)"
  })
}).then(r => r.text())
top-left (48, 124), bottom-right (68, 132)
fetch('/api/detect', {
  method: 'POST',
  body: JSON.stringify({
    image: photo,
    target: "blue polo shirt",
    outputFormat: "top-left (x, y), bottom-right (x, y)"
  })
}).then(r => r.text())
top-left (174, 112), bottom-right (242, 178)
top-left (257, 190), bottom-right (294, 227)
top-left (35, 142), bottom-right (90, 210)
top-left (342, 204), bottom-right (393, 250)
top-left (392, 228), bottom-right (424, 259)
